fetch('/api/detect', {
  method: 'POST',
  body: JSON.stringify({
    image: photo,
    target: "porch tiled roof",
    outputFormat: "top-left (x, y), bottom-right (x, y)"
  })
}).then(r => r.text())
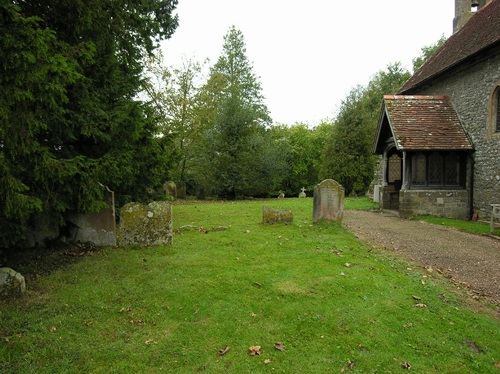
top-left (400, 0), bottom-right (500, 93)
top-left (379, 95), bottom-right (473, 151)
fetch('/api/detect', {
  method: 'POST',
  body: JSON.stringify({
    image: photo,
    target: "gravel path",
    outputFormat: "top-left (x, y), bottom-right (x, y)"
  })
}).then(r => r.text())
top-left (343, 210), bottom-right (500, 304)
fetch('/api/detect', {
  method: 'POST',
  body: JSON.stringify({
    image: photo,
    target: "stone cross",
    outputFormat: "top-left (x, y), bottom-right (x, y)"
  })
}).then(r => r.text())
top-left (299, 187), bottom-right (306, 198)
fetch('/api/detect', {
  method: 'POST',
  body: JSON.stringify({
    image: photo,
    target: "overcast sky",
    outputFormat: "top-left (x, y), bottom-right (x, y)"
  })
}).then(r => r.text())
top-left (161, 0), bottom-right (455, 126)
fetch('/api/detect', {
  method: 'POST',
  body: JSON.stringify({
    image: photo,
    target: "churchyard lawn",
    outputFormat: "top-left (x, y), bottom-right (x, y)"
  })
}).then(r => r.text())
top-left (1, 198), bottom-right (499, 372)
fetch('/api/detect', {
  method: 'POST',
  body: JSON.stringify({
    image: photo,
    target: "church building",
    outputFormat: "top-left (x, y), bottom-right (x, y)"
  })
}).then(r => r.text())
top-left (373, 0), bottom-right (500, 220)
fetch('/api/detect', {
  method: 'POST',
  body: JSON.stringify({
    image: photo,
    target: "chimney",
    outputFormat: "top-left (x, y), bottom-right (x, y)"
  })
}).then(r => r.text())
top-left (453, 0), bottom-right (492, 34)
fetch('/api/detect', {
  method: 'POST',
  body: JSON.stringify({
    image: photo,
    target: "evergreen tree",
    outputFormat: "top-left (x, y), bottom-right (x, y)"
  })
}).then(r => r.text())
top-left (0, 0), bottom-right (178, 247)
top-left (194, 26), bottom-right (272, 199)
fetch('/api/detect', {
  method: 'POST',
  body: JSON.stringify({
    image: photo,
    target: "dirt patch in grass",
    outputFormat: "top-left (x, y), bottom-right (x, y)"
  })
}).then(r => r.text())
top-left (343, 210), bottom-right (500, 306)
top-left (0, 243), bottom-right (98, 282)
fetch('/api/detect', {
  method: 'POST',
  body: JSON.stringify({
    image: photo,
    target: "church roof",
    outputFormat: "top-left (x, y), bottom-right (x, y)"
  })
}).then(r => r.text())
top-left (373, 95), bottom-right (473, 154)
top-left (400, 0), bottom-right (500, 93)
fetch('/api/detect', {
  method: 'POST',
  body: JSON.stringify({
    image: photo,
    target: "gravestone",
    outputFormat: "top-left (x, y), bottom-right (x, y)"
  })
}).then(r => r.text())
top-left (0, 267), bottom-right (25, 298)
top-left (278, 191), bottom-right (285, 199)
top-left (299, 187), bottom-right (307, 198)
top-left (119, 201), bottom-right (173, 246)
top-left (66, 186), bottom-right (116, 246)
top-left (313, 179), bottom-right (345, 223)
top-left (163, 181), bottom-right (177, 199)
top-left (262, 206), bottom-right (293, 224)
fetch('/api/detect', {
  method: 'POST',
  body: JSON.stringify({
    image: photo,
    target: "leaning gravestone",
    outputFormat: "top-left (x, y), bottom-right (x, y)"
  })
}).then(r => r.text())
top-left (262, 206), bottom-right (293, 224)
top-left (0, 267), bottom-right (26, 298)
top-left (66, 185), bottom-right (116, 246)
top-left (313, 179), bottom-right (345, 223)
top-left (119, 201), bottom-right (173, 246)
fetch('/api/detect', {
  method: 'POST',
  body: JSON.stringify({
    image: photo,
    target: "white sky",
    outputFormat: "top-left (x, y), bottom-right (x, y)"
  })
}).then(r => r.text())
top-left (161, 0), bottom-right (454, 126)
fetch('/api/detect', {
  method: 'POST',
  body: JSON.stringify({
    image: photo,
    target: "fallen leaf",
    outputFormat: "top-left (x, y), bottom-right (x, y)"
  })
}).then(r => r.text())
top-left (264, 359), bottom-right (271, 364)
top-left (495, 362), bottom-right (500, 368)
top-left (340, 272), bottom-right (345, 276)
top-left (345, 263), bottom-right (351, 268)
top-left (145, 339), bottom-right (157, 345)
top-left (415, 303), bottom-right (427, 308)
top-left (254, 282), bottom-right (263, 288)
top-left (50, 326), bottom-right (57, 332)
top-left (217, 346), bottom-right (230, 356)
top-left (402, 362), bottom-right (412, 370)
top-left (344, 359), bottom-right (355, 370)
top-left (412, 295), bottom-right (421, 300)
top-left (249, 346), bottom-right (261, 355)
top-left (250, 312), bottom-right (257, 317)
top-left (274, 342), bottom-right (285, 352)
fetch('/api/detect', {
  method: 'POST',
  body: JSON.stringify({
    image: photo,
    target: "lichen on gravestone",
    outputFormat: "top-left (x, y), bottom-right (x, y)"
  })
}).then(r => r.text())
top-left (0, 267), bottom-right (26, 299)
top-left (313, 179), bottom-right (345, 223)
top-left (262, 206), bottom-right (293, 224)
top-left (119, 201), bottom-right (173, 246)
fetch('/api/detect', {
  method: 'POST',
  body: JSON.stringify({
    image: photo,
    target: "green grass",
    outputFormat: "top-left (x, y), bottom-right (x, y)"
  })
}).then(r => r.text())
top-left (413, 215), bottom-right (500, 236)
top-left (1, 198), bottom-right (499, 373)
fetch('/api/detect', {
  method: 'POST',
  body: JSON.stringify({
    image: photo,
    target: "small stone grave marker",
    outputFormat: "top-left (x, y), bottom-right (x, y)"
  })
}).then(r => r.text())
top-left (0, 267), bottom-right (26, 298)
top-left (313, 179), bottom-right (345, 223)
top-left (119, 201), bottom-right (173, 246)
top-left (262, 206), bottom-right (293, 224)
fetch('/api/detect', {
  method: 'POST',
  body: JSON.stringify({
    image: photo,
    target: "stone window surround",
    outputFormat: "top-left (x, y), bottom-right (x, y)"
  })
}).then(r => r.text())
top-left (487, 82), bottom-right (500, 138)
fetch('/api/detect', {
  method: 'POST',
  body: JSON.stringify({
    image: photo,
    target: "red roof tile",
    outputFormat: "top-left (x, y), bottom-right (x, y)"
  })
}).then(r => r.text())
top-left (400, 0), bottom-right (500, 93)
top-left (375, 95), bottom-right (473, 152)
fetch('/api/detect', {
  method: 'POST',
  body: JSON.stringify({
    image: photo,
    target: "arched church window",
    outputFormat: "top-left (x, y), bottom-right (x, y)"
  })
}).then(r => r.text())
top-left (496, 87), bottom-right (500, 133)
top-left (489, 84), bottom-right (500, 136)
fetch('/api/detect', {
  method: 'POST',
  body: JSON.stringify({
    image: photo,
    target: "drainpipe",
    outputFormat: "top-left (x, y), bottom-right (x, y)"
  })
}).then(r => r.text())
top-left (469, 153), bottom-right (475, 219)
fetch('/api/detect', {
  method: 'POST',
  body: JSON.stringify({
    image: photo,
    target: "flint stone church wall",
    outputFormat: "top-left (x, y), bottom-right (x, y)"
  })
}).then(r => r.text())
top-left (413, 49), bottom-right (500, 219)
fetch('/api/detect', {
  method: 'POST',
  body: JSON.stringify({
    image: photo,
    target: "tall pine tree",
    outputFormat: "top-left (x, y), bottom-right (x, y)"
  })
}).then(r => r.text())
top-left (194, 26), bottom-right (272, 199)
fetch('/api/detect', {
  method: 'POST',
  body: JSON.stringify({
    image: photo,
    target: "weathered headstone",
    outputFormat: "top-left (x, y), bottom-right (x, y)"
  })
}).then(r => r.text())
top-left (299, 187), bottom-right (307, 198)
top-left (119, 201), bottom-right (173, 246)
top-left (66, 186), bottom-right (116, 246)
top-left (262, 206), bottom-right (293, 224)
top-left (163, 181), bottom-right (177, 199)
top-left (313, 179), bottom-right (345, 223)
top-left (0, 267), bottom-right (26, 298)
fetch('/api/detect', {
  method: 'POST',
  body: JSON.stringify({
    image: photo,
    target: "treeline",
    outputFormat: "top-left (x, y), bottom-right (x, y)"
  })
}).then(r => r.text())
top-left (144, 27), bottom-right (444, 199)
